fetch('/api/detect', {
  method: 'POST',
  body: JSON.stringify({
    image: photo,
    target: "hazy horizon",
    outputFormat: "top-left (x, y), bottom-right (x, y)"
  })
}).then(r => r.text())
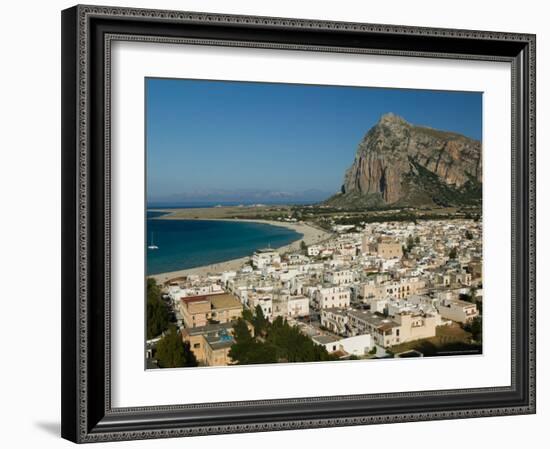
top-left (146, 78), bottom-right (482, 204)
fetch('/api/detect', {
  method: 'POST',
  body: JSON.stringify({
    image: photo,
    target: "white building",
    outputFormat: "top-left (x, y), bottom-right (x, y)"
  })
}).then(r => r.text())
top-left (314, 286), bottom-right (351, 310)
top-left (287, 295), bottom-right (310, 318)
top-left (320, 308), bottom-right (349, 335)
top-left (437, 298), bottom-right (478, 323)
top-left (252, 249), bottom-right (281, 269)
top-left (312, 334), bottom-right (373, 356)
top-left (307, 245), bottom-right (322, 257)
top-left (247, 294), bottom-right (273, 320)
top-left (370, 297), bottom-right (389, 314)
top-left (220, 271), bottom-right (237, 285)
top-left (324, 269), bottom-right (353, 286)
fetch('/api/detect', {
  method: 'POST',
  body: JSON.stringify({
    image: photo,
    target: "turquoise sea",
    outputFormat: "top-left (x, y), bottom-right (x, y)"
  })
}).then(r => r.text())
top-left (146, 211), bottom-right (303, 275)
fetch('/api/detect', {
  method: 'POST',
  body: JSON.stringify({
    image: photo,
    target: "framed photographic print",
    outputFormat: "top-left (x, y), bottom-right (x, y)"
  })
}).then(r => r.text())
top-left (61, 4), bottom-right (536, 443)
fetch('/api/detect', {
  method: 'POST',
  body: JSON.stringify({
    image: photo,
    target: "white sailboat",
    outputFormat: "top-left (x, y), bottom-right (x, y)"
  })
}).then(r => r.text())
top-left (147, 232), bottom-right (159, 250)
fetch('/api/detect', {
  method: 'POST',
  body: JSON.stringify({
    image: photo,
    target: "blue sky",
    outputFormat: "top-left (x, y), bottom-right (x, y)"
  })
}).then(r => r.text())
top-left (146, 78), bottom-right (482, 204)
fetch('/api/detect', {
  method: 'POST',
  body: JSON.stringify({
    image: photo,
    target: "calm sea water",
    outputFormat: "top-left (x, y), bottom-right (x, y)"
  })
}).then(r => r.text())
top-left (146, 211), bottom-right (303, 275)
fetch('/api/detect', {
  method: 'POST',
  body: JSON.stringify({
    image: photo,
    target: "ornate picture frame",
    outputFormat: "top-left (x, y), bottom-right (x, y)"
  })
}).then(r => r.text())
top-left (61, 4), bottom-right (536, 443)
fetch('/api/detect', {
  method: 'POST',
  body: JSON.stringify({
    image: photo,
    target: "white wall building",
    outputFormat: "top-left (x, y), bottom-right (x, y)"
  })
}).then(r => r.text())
top-left (307, 245), bottom-right (321, 257)
top-left (313, 334), bottom-right (373, 356)
top-left (287, 295), bottom-right (310, 318)
top-left (315, 286), bottom-right (351, 310)
top-left (324, 269), bottom-right (353, 286)
top-left (437, 298), bottom-right (478, 323)
top-left (247, 294), bottom-right (273, 320)
top-left (252, 249), bottom-right (281, 269)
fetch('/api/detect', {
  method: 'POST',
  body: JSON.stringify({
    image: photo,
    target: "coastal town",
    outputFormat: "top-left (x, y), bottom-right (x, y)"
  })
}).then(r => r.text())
top-left (146, 216), bottom-right (483, 368)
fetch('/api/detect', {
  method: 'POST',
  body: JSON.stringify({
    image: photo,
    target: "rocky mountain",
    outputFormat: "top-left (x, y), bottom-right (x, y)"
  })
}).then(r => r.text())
top-left (326, 113), bottom-right (482, 208)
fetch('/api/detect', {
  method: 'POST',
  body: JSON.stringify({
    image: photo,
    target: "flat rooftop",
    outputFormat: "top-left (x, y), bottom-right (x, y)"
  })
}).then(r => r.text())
top-left (205, 334), bottom-right (234, 350)
top-left (313, 335), bottom-right (340, 344)
top-left (181, 321), bottom-right (234, 337)
top-left (210, 294), bottom-right (242, 310)
top-left (347, 309), bottom-right (399, 329)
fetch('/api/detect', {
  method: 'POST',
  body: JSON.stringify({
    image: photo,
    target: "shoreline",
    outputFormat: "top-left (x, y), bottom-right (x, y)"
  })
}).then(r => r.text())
top-left (148, 218), bottom-right (331, 283)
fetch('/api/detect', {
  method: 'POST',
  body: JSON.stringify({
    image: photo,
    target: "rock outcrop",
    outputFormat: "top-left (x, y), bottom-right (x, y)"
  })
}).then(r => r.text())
top-left (328, 113), bottom-right (482, 208)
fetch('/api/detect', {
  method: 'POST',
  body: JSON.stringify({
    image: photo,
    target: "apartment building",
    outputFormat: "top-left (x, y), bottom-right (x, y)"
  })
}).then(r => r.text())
top-left (252, 248), bottom-right (281, 269)
top-left (179, 293), bottom-right (242, 329)
top-left (438, 298), bottom-right (479, 323)
top-left (324, 268), bottom-right (353, 286)
top-left (314, 286), bottom-right (351, 310)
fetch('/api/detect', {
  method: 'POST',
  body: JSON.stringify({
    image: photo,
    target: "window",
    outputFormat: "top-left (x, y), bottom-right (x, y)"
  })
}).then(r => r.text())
top-left (193, 343), bottom-right (201, 349)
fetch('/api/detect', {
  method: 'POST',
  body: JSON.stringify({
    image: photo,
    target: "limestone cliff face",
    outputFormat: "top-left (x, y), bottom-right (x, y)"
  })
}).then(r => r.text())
top-left (339, 113), bottom-right (482, 206)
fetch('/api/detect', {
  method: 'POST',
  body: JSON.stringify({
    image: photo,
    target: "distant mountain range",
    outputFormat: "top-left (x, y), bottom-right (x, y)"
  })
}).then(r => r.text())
top-left (149, 188), bottom-right (333, 206)
top-left (325, 113), bottom-right (482, 208)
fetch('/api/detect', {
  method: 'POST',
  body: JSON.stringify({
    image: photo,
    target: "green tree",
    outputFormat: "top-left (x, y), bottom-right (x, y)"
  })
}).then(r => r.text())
top-left (147, 278), bottom-right (169, 339)
top-left (476, 299), bottom-right (483, 314)
top-left (300, 240), bottom-right (307, 252)
top-left (241, 308), bottom-right (254, 323)
top-left (448, 247), bottom-right (458, 260)
top-left (229, 314), bottom-right (335, 365)
top-left (469, 316), bottom-right (482, 343)
top-left (406, 235), bottom-right (415, 251)
top-left (414, 236), bottom-right (420, 245)
top-left (463, 316), bottom-right (482, 343)
top-left (228, 319), bottom-right (256, 364)
top-left (156, 326), bottom-right (198, 368)
top-left (252, 305), bottom-right (268, 336)
top-left (465, 230), bottom-right (474, 240)
top-left (233, 318), bottom-right (253, 342)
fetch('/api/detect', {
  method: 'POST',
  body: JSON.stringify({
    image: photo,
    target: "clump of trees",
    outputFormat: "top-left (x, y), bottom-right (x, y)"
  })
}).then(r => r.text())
top-left (464, 316), bottom-right (482, 343)
top-left (459, 288), bottom-right (483, 316)
top-left (147, 278), bottom-right (169, 339)
top-left (403, 234), bottom-right (420, 256)
top-left (156, 325), bottom-right (198, 368)
top-left (448, 246), bottom-right (458, 259)
top-left (229, 306), bottom-right (336, 365)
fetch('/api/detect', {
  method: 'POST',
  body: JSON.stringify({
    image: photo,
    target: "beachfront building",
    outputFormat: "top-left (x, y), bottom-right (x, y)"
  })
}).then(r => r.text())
top-left (252, 248), bottom-right (281, 269)
top-left (179, 293), bottom-right (242, 329)
top-left (307, 245), bottom-right (321, 257)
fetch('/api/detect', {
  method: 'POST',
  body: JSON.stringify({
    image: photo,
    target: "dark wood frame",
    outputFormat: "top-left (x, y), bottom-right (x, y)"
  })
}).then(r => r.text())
top-left (61, 4), bottom-right (536, 443)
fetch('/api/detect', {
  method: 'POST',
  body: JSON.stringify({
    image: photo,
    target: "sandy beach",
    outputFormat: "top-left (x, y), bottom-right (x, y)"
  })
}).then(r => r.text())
top-left (149, 218), bottom-right (332, 284)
